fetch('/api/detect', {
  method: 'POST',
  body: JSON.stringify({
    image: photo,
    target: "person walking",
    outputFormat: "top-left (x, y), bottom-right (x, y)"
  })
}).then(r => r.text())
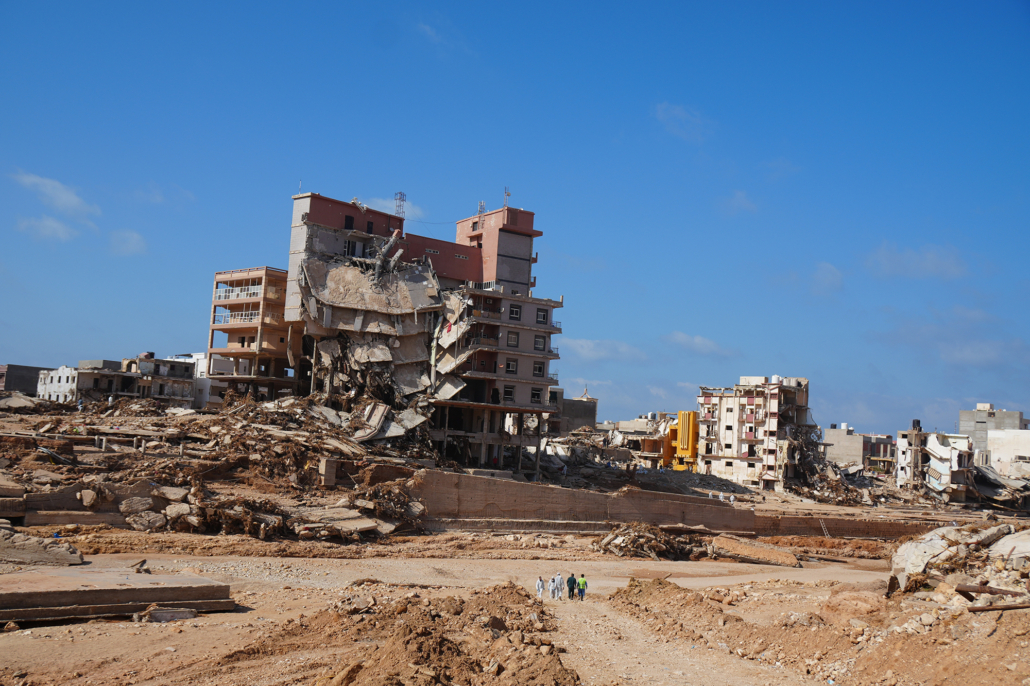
top-left (554, 573), bottom-right (564, 601)
top-left (547, 575), bottom-right (556, 599)
top-left (577, 574), bottom-right (587, 600)
top-left (536, 576), bottom-right (545, 600)
top-left (567, 573), bottom-right (576, 600)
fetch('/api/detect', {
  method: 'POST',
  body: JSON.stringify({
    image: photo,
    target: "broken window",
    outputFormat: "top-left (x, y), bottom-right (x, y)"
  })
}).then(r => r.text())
top-left (536, 308), bottom-right (548, 324)
top-left (345, 215), bottom-right (354, 231)
top-left (549, 390), bottom-right (558, 404)
top-left (534, 335), bottom-right (546, 351)
top-left (366, 220), bottom-right (374, 234)
top-left (530, 388), bottom-right (542, 404)
top-left (503, 385), bottom-right (515, 402)
top-left (507, 332), bottom-right (519, 347)
top-left (533, 361), bottom-right (545, 377)
top-left (505, 359), bottom-right (518, 374)
top-left (509, 304), bottom-right (522, 321)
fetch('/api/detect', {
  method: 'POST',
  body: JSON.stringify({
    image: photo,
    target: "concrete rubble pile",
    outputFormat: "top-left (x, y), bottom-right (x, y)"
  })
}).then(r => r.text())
top-left (889, 522), bottom-right (1030, 611)
top-left (0, 517), bottom-right (83, 565)
top-left (0, 392), bottom-right (74, 415)
top-left (592, 522), bottom-right (699, 561)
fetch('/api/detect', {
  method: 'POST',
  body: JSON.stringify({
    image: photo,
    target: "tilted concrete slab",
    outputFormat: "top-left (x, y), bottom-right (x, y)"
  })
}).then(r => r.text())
top-left (0, 567), bottom-right (234, 622)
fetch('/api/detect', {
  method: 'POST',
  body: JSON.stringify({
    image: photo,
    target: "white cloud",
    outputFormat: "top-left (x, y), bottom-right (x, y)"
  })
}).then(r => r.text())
top-left (417, 23), bottom-right (443, 44)
top-left (563, 338), bottom-right (647, 362)
top-left (720, 190), bottom-right (757, 216)
top-left (655, 102), bottom-right (709, 144)
top-left (134, 183), bottom-right (164, 204)
top-left (665, 332), bottom-right (736, 357)
top-left (866, 242), bottom-right (967, 280)
top-left (648, 386), bottom-right (670, 400)
top-left (109, 230), bottom-right (147, 256)
top-left (365, 197), bottom-right (426, 220)
top-left (12, 171), bottom-right (100, 220)
top-left (811, 262), bottom-right (843, 295)
top-left (17, 216), bottom-right (77, 241)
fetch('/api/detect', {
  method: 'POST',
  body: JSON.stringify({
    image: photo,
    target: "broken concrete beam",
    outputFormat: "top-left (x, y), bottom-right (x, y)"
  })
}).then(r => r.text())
top-left (0, 476), bottom-right (25, 498)
top-left (0, 567), bottom-right (233, 622)
top-left (0, 529), bottom-right (83, 566)
top-left (0, 497), bottom-right (26, 517)
top-left (126, 511), bottom-right (166, 531)
top-left (143, 607), bottom-right (198, 622)
top-left (119, 497), bottom-right (155, 515)
top-left (23, 511), bottom-right (128, 528)
top-left (151, 486), bottom-right (189, 502)
top-left (164, 503), bottom-right (191, 519)
top-left (712, 534), bottom-right (801, 568)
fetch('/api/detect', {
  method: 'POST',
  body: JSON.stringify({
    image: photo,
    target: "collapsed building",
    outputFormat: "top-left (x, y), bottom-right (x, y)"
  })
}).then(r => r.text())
top-left (281, 193), bottom-right (563, 470)
top-left (35, 355), bottom-right (196, 408)
top-left (696, 376), bottom-right (820, 491)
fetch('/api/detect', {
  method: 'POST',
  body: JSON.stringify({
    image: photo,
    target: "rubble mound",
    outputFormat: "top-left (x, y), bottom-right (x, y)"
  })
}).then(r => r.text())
top-left (221, 582), bottom-right (580, 686)
top-left (592, 522), bottom-right (699, 561)
top-left (0, 521), bottom-right (83, 565)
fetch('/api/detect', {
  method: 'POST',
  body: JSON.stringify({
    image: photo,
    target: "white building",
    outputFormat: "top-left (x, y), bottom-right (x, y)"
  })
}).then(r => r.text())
top-left (697, 376), bottom-right (819, 491)
top-left (985, 430), bottom-right (1030, 479)
top-left (168, 352), bottom-right (231, 409)
top-left (37, 357), bottom-right (196, 408)
top-left (896, 421), bottom-right (974, 502)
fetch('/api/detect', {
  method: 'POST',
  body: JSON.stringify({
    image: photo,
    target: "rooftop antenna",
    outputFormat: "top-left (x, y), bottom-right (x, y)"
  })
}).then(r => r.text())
top-left (503, 186), bottom-right (511, 207)
top-left (394, 191), bottom-right (406, 218)
top-left (299, 179), bottom-right (302, 193)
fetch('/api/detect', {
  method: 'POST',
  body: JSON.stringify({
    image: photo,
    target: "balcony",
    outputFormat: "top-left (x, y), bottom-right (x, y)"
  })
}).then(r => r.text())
top-left (212, 311), bottom-right (283, 326)
top-left (214, 285), bottom-right (261, 301)
top-left (467, 335), bottom-right (500, 347)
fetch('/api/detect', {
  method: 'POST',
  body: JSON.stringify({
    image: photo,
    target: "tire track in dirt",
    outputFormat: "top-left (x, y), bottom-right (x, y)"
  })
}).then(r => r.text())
top-left (548, 595), bottom-right (808, 686)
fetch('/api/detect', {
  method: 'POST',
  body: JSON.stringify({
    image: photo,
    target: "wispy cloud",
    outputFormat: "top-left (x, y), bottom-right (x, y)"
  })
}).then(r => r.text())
top-left (366, 197), bottom-right (426, 220)
top-left (811, 262), bottom-right (843, 295)
top-left (109, 230), bottom-right (147, 256)
top-left (648, 386), bottom-right (670, 400)
top-left (655, 102), bottom-right (709, 144)
top-left (664, 332), bottom-right (737, 357)
top-left (866, 242), bottom-right (967, 280)
top-left (134, 183), bottom-right (164, 204)
top-left (719, 190), bottom-right (757, 216)
top-left (12, 171), bottom-right (100, 221)
top-left (16, 215), bottom-right (77, 242)
top-left (417, 22), bottom-right (443, 44)
top-left (563, 338), bottom-right (647, 362)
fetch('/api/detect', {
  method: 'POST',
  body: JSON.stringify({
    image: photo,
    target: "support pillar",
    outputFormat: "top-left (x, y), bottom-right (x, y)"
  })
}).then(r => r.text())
top-left (516, 414), bottom-right (524, 474)
top-left (534, 415), bottom-right (542, 481)
top-left (442, 405), bottom-right (450, 460)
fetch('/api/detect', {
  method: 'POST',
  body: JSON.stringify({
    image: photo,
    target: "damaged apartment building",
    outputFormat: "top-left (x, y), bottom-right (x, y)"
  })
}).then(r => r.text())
top-left (276, 192), bottom-right (562, 466)
top-left (36, 354), bottom-right (195, 408)
top-left (696, 376), bottom-right (820, 491)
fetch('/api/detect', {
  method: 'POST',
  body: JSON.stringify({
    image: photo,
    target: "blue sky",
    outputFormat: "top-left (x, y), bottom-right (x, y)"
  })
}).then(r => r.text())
top-left (1, 2), bottom-right (1028, 436)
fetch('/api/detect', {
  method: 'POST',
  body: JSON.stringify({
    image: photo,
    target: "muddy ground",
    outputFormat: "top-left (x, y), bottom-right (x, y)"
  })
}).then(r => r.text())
top-left (3, 531), bottom-right (1026, 686)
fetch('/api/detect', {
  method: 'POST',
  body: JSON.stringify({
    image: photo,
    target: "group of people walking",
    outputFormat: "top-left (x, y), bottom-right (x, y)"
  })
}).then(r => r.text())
top-left (536, 573), bottom-right (587, 601)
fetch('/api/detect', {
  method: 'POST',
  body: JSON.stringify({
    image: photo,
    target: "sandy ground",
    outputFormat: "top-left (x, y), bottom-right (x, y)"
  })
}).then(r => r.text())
top-left (1, 552), bottom-right (887, 686)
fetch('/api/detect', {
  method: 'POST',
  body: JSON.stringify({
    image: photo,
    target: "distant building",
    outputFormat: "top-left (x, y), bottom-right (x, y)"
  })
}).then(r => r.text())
top-left (821, 422), bottom-right (895, 472)
top-left (896, 419), bottom-right (974, 502)
top-left (959, 403), bottom-right (1028, 452)
top-left (985, 430), bottom-right (1030, 479)
top-left (168, 352), bottom-right (230, 409)
top-left (36, 355), bottom-right (195, 408)
top-left (547, 387), bottom-right (598, 435)
top-left (697, 376), bottom-right (819, 491)
top-left (0, 364), bottom-right (53, 396)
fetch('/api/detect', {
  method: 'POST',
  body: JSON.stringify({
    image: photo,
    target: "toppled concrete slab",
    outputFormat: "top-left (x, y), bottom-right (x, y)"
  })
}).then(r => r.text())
top-left (712, 534), bottom-right (801, 568)
top-left (0, 527), bottom-right (84, 566)
top-left (24, 511), bottom-right (128, 528)
top-left (0, 567), bottom-right (233, 622)
top-left (990, 529), bottom-right (1030, 568)
top-left (0, 475), bottom-right (25, 498)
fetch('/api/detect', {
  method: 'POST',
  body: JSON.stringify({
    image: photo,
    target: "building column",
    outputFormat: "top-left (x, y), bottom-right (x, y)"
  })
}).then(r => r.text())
top-left (516, 413), bottom-right (524, 474)
top-left (442, 405), bottom-right (450, 459)
top-left (533, 414), bottom-right (542, 480)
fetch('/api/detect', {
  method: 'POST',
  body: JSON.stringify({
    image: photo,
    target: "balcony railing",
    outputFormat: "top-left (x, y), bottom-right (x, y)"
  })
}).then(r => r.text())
top-left (468, 335), bottom-right (500, 347)
top-left (214, 285), bottom-right (262, 301)
top-left (213, 311), bottom-right (283, 326)
top-left (551, 320), bottom-right (562, 329)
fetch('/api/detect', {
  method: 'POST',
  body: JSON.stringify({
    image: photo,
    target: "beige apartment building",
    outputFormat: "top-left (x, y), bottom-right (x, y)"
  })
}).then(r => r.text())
top-left (206, 266), bottom-right (300, 403)
top-left (697, 376), bottom-right (819, 491)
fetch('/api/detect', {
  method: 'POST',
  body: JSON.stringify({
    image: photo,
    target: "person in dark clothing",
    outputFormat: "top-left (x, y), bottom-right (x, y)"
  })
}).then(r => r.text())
top-left (566, 573), bottom-right (576, 600)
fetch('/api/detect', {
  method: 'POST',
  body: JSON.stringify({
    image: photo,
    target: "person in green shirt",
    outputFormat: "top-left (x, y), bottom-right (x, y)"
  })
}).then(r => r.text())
top-left (566, 573), bottom-right (576, 600)
top-left (576, 574), bottom-right (587, 600)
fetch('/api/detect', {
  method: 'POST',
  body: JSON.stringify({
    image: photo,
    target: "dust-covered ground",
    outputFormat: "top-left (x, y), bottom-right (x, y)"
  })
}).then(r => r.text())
top-left (4, 539), bottom-right (1021, 686)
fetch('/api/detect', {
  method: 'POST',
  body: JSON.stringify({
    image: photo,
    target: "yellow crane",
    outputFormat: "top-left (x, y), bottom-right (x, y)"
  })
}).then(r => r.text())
top-left (663, 411), bottom-right (699, 471)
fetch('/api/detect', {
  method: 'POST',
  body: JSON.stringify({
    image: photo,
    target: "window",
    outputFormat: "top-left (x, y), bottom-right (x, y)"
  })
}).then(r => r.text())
top-left (705, 460), bottom-right (712, 466)
top-left (705, 443), bottom-right (713, 455)
top-left (747, 462), bottom-right (756, 469)
top-left (507, 332), bottom-right (519, 347)
top-left (726, 407), bottom-right (733, 414)
top-left (505, 359), bottom-right (518, 374)
top-left (344, 215), bottom-right (354, 231)
top-left (503, 385), bottom-right (515, 402)
top-left (725, 460), bottom-right (733, 467)
top-left (533, 361), bottom-right (545, 377)
top-left (536, 308), bottom-right (548, 324)
top-left (455, 254), bottom-right (469, 260)
top-left (725, 425), bottom-right (732, 432)
top-left (366, 220), bottom-right (374, 234)
top-left (472, 221), bottom-right (479, 232)
top-left (530, 388), bottom-right (542, 404)
top-left (511, 289), bottom-right (521, 296)
top-left (92, 378), bottom-right (99, 389)
top-left (425, 248), bottom-right (440, 254)
top-left (534, 335), bottom-right (546, 351)
top-left (238, 336), bottom-right (246, 345)
top-left (280, 337), bottom-right (285, 343)
top-left (724, 444), bottom-right (731, 450)
top-left (549, 390), bottom-right (558, 404)
top-left (509, 304), bottom-right (522, 321)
